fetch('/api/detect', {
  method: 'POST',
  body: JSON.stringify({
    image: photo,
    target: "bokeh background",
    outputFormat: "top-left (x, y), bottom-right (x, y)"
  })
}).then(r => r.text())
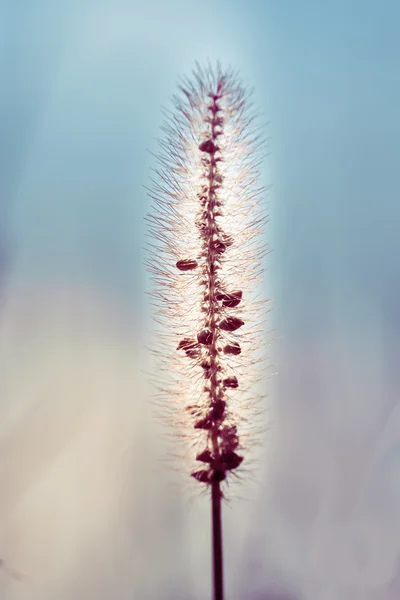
top-left (1, 0), bottom-right (400, 598)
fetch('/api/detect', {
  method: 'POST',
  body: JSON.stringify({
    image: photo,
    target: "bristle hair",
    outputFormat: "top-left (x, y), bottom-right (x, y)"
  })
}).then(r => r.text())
top-left (146, 62), bottom-right (270, 493)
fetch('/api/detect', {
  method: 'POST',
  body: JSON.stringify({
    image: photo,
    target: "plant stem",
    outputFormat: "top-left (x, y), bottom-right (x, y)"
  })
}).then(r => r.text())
top-left (211, 481), bottom-right (224, 600)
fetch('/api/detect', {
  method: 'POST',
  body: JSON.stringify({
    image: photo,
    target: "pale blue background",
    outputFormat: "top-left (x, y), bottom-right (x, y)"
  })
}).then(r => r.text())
top-left (2, 0), bottom-right (400, 331)
top-left (1, 1), bottom-right (400, 599)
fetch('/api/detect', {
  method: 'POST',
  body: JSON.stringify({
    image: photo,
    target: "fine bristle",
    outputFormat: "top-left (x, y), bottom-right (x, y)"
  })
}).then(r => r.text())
top-left (146, 62), bottom-right (270, 492)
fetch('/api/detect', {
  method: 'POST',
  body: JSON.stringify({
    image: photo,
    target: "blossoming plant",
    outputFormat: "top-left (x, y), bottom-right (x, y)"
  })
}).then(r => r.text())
top-left (146, 62), bottom-right (269, 600)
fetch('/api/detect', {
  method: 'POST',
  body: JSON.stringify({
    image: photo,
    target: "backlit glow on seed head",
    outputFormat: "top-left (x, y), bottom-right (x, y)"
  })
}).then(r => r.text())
top-left (147, 62), bottom-right (269, 493)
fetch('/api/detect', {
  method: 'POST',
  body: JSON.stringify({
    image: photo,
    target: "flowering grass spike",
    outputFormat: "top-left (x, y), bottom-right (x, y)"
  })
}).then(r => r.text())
top-left (146, 62), bottom-right (269, 599)
top-left (147, 61), bottom-right (268, 486)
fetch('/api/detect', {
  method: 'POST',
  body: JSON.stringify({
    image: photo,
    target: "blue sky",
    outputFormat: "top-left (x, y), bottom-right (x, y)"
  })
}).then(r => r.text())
top-left (2, 0), bottom-right (400, 331)
top-left (1, 1), bottom-right (400, 598)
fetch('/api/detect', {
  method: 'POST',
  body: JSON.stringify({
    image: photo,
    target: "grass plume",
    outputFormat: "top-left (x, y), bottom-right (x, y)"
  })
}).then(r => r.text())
top-left (146, 61), bottom-right (270, 600)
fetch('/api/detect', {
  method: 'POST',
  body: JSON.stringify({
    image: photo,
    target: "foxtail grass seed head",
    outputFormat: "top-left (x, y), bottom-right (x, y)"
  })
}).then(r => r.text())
top-left (146, 62), bottom-right (269, 493)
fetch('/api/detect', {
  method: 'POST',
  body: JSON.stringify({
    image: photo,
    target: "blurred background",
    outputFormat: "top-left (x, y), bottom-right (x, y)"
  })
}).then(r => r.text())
top-left (0, 0), bottom-right (400, 598)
